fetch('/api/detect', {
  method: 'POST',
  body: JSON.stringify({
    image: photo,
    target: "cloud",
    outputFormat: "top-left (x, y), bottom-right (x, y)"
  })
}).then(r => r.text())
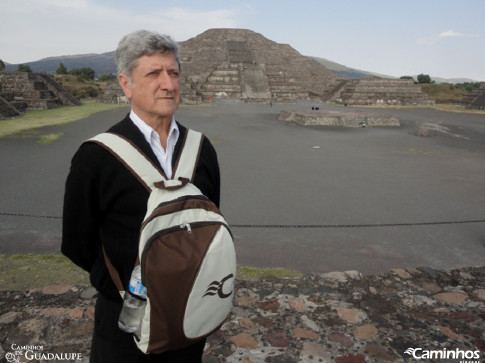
top-left (0, 0), bottom-right (240, 63)
top-left (417, 30), bottom-right (466, 45)
top-left (439, 30), bottom-right (463, 38)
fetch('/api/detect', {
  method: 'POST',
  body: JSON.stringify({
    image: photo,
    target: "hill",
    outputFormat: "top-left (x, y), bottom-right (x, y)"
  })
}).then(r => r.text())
top-left (416, 76), bottom-right (479, 85)
top-left (5, 51), bottom-right (394, 81)
top-left (6, 50), bottom-right (355, 80)
top-left (4, 45), bottom-right (480, 85)
top-left (311, 57), bottom-right (395, 80)
top-left (2, 36), bottom-right (386, 81)
top-left (4, 52), bottom-right (117, 76)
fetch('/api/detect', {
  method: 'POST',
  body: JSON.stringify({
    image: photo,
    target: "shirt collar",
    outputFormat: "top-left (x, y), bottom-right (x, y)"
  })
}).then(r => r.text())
top-left (129, 110), bottom-right (179, 146)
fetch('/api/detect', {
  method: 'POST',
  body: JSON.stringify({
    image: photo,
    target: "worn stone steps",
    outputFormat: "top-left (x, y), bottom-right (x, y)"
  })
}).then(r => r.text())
top-left (0, 71), bottom-right (80, 118)
top-left (332, 79), bottom-right (435, 106)
top-left (1, 266), bottom-right (483, 362)
top-left (178, 29), bottom-right (338, 103)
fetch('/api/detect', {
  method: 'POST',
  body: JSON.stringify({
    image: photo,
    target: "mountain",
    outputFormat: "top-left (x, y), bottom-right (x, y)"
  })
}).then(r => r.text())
top-left (311, 57), bottom-right (395, 80)
top-left (6, 51), bottom-right (372, 80)
top-left (2, 30), bottom-right (481, 84)
top-left (415, 76), bottom-right (479, 85)
top-left (4, 52), bottom-right (117, 75)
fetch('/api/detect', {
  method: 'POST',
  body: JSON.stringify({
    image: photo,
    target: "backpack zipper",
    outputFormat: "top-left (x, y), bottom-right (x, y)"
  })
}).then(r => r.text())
top-left (180, 223), bottom-right (192, 233)
top-left (142, 195), bottom-right (214, 229)
top-left (156, 195), bottom-right (209, 211)
top-left (140, 221), bottom-right (232, 286)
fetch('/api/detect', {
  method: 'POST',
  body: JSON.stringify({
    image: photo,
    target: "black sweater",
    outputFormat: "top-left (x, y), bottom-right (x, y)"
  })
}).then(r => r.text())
top-left (61, 115), bottom-right (220, 301)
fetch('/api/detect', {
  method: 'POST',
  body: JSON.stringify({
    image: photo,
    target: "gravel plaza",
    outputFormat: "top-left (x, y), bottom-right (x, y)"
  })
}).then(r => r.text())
top-left (0, 101), bottom-right (484, 274)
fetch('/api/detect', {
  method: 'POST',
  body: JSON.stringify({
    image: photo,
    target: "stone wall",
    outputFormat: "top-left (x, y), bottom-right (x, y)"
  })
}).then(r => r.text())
top-left (0, 71), bottom-right (80, 119)
top-left (97, 81), bottom-right (128, 104)
top-left (279, 109), bottom-right (400, 127)
top-left (330, 78), bottom-right (435, 106)
top-left (463, 82), bottom-right (485, 110)
top-left (0, 95), bottom-right (20, 118)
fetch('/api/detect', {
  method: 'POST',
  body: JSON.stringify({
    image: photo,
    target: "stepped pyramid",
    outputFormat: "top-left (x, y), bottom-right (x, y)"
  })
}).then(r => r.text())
top-left (0, 71), bottom-right (81, 119)
top-left (179, 29), bottom-right (338, 103)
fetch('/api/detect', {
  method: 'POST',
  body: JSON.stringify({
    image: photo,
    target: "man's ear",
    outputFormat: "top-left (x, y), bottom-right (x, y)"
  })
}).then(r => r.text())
top-left (118, 73), bottom-right (132, 99)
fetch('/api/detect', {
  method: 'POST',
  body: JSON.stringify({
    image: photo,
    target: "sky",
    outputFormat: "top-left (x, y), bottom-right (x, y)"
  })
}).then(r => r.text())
top-left (1, 0), bottom-right (484, 81)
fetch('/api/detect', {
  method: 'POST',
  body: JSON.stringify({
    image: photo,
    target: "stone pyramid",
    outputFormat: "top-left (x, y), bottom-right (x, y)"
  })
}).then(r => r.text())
top-left (178, 28), bottom-right (338, 103)
top-left (0, 71), bottom-right (81, 119)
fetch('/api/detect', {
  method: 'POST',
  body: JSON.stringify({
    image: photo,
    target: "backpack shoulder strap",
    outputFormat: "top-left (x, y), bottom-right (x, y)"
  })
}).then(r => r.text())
top-left (173, 129), bottom-right (203, 182)
top-left (87, 132), bottom-right (164, 191)
top-left (87, 129), bottom-right (204, 189)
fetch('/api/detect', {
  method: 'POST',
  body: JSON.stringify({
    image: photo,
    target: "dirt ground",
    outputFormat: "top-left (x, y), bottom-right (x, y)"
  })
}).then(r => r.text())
top-left (0, 101), bottom-right (484, 274)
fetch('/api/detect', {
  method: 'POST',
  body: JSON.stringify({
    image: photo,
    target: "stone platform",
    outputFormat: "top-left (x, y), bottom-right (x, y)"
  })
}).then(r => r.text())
top-left (0, 71), bottom-right (80, 119)
top-left (279, 109), bottom-right (400, 128)
top-left (330, 79), bottom-right (435, 107)
top-left (1, 266), bottom-right (484, 362)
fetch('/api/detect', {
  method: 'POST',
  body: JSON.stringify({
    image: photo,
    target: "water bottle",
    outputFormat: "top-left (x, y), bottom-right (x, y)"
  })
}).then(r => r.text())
top-left (118, 265), bottom-right (147, 336)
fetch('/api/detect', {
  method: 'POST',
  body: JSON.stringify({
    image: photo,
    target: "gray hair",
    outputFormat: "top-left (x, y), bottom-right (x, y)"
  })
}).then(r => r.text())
top-left (115, 30), bottom-right (180, 79)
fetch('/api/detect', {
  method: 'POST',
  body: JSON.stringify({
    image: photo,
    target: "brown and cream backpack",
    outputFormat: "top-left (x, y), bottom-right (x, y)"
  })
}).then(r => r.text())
top-left (88, 130), bottom-right (236, 354)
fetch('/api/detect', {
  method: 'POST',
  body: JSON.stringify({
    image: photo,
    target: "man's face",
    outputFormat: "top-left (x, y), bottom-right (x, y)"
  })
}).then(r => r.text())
top-left (119, 52), bottom-right (180, 124)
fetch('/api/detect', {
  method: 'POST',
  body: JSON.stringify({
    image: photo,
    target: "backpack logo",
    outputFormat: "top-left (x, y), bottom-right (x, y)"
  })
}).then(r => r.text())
top-left (203, 274), bottom-right (234, 299)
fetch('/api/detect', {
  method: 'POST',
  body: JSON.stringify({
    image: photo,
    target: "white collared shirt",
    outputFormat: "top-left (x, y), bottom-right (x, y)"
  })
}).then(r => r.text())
top-left (129, 110), bottom-right (180, 178)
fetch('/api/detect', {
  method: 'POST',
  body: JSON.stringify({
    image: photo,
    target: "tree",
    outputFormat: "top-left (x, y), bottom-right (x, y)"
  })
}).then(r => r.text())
top-left (399, 76), bottom-right (414, 80)
top-left (17, 64), bottom-right (32, 72)
top-left (0, 59), bottom-right (5, 71)
top-left (98, 73), bottom-right (117, 82)
top-left (69, 67), bottom-right (95, 81)
top-left (452, 82), bottom-right (480, 92)
top-left (56, 62), bottom-right (67, 75)
top-left (417, 74), bottom-right (432, 84)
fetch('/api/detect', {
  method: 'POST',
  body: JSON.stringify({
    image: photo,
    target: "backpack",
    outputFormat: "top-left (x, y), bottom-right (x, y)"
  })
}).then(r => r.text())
top-left (88, 129), bottom-right (236, 354)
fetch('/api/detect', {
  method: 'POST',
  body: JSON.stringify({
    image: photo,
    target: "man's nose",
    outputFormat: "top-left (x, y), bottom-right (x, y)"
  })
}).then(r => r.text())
top-left (159, 71), bottom-right (176, 91)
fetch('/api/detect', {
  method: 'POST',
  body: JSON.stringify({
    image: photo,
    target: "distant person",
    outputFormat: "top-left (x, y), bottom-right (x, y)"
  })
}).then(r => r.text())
top-left (62, 30), bottom-right (221, 362)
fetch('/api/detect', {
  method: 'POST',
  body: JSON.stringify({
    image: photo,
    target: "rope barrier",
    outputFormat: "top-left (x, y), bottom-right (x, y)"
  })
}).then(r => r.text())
top-left (1, 212), bottom-right (484, 229)
top-left (0, 212), bottom-right (62, 220)
top-left (230, 220), bottom-right (485, 229)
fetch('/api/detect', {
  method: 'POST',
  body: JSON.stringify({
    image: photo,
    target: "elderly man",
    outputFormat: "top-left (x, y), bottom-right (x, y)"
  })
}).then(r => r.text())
top-left (62, 30), bottom-right (220, 362)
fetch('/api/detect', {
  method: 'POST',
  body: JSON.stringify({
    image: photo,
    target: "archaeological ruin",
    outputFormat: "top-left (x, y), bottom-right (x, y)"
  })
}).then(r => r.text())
top-left (330, 78), bottom-right (435, 106)
top-left (279, 109), bottom-right (400, 128)
top-left (463, 82), bottom-right (485, 110)
top-left (0, 71), bottom-right (80, 119)
top-left (175, 29), bottom-right (437, 106)
top-left (177, 29), bottom-right (339, 104)
top-left (97, 81), bottom-right (128, 104)
top-left (96, 28), bottom-right (472, 109)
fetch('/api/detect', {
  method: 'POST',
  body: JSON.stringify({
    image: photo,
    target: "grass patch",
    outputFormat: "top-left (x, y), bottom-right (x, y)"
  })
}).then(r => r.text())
top-left (0, 254), bottom-right (304, 291)
top-left (433, 103), bottom-right (485, 114)
top-left (238, 266), bottom-right (303, 280)
top-left (0, 100), bottom-right (128, 138)
top-left (37, 132), bottom-right (64, 144)
top-left (54, 74), bottom-right (105, 99)
top-left (332, 102), bottom-right (484, 114)
top-left (0, 254), bottom-right (89, 291)
top-left (420, 83), bottom-right (467, 102)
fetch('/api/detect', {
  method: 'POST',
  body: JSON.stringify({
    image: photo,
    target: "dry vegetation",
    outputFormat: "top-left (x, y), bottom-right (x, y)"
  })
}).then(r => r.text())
top-left (420, 83), bottom-right (468, 104)
top-left (53, 74), bottom-right (112, 99)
